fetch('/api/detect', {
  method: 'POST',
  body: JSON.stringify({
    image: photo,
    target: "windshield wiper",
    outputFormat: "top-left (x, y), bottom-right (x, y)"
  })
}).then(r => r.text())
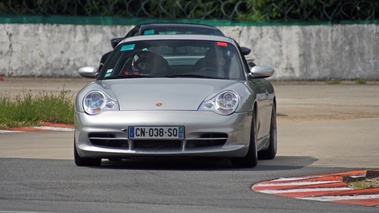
top-left (104, 74), bottom-right (227, 80)
top-left (169, 74), bottom-right (227, 79)
top-left (169, 74), bottom-right (213, 78)
top-left (104, 75), bottom-right (155, 80)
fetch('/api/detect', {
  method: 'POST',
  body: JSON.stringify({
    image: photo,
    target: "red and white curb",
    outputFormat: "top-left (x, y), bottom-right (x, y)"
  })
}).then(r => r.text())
top-left (0, 122), bottom-right (74, 133)
top-left (252, 170), bottom-right (379, 207)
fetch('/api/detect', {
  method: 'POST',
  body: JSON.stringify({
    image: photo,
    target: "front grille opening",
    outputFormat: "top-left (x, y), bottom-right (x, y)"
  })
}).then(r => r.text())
top-left (88, 133), bottom-right (116, 138)
top-left (90, 139), bottom-right (129, 148)
top-left (88, 133), bottom-right (128, 149)
top-left (186, 133), bottom-right (228, 148)
top-left (200, 133), bottom-right (228, 138)
top-left (133, 140), bottom-right (181, 149)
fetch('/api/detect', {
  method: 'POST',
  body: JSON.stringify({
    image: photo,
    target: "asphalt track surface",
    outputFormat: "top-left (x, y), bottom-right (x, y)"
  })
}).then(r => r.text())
top-left (1, 77), bottom-right (379, 212)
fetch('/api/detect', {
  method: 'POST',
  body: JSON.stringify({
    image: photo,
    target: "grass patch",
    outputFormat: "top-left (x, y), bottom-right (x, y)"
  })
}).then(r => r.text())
top-left (348, 178), bottom-right (379, 189)
top-left (0, 90), bottom-right (74, 129)
top-left (356, 78), bottom-right (367, 84)
top-left (328, 79), bottom-right (341, 85)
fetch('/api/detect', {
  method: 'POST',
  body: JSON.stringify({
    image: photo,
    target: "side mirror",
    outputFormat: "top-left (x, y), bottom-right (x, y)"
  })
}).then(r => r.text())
top-left (244, 55), bottom-right (256, 67)
top-left (78, 66), bottom-right (98, 78)
top-left (249, 66), bottom-right (274, 78)
top-left (240, 46), bottom-right (251, 55)
top-left (111, 37), bottom-right (124, 49)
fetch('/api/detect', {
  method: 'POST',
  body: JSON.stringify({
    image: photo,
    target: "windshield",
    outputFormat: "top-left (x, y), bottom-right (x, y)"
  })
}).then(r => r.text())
top-left (99, 39), bottom-right (245, 80)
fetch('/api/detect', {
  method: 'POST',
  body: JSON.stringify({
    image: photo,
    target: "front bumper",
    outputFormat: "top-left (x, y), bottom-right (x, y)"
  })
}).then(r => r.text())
top-left (75, 110), bottom-right (252, 159)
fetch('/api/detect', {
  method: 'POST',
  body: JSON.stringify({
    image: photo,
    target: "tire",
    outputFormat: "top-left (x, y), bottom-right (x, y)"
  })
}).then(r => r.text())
top-left (258, 103), bottom-right (277, 160)
top-left (231, 113), bottom-right (258, 168)
top-left (74, 143), bottom-right (101, 167)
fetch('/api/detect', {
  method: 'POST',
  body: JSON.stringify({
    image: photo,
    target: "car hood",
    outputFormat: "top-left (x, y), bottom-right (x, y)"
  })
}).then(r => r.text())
top-left (102, 78), bottom-right (239, 111)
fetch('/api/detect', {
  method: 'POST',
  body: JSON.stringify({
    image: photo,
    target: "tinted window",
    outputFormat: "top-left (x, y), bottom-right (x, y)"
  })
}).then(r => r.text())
top-left (141, 27), bottom-right (224, 36)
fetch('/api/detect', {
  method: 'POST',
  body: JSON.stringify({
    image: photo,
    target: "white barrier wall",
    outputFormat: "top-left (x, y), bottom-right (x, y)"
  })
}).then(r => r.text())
top-left (0, 24), bottom-right (378, 80)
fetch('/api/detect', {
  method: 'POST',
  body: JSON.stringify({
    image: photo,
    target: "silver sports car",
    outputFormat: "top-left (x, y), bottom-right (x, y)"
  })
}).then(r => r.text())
top-left (74, 34), bottom-right (277, 168)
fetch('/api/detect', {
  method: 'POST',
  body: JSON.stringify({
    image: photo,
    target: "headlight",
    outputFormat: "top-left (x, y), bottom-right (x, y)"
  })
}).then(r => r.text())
top-left (83, 91), bottom-right (118, 115)
top-left (199, 91), bottom-right (239, 115)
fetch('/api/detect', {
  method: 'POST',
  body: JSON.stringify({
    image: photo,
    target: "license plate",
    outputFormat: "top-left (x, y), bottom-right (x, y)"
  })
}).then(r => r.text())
top-left (129, 126), bottom-right (185, 139)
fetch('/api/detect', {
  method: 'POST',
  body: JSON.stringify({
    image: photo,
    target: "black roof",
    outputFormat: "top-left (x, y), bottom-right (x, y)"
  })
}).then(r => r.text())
top-left (136, 23), bottom-right (224, 36)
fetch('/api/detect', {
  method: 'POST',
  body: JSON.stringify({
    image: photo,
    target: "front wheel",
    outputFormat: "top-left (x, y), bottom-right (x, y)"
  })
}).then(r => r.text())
top-left (231, 113), bottom-right (258, 168)
top-left (258, 103), bottom-right (277, 160)
top-left (74, 142), bottom-right (101, 167)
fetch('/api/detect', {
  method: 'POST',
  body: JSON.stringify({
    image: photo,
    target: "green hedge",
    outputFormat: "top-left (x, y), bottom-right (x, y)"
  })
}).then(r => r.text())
top-left (1, 0), bottom-right (378, 22)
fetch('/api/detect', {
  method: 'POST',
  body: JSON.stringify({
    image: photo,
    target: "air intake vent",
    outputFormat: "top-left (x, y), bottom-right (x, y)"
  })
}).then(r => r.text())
top-left (88, 133), bottom-right (128, 149)
top-left (186, 133), bottom-right (228, 148)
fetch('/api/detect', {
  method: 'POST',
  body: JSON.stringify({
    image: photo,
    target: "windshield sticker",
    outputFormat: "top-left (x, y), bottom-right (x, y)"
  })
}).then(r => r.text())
top-left (144, 29), bottom-right (155, 35)
top-left (104, 69), bottom-right (113, 77)
top-left (120, 44), bottom-right (135, 51)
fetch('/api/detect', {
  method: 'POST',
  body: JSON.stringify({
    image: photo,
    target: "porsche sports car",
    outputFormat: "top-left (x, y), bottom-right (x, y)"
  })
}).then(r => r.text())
top-left (75, 34), bottom-right (277, 168)
top-left (110, 23), bottom-right (225, 49)
top-left (99, 23), bottom-right (255, 70)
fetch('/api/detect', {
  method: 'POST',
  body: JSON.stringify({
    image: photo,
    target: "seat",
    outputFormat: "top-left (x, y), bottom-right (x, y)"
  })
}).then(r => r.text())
top-left (192, 57), bottom-right (206, 72)
top-left (150, 54), bottom-right (171, 76)
top-left (192, 48), bottom-right (230, 78)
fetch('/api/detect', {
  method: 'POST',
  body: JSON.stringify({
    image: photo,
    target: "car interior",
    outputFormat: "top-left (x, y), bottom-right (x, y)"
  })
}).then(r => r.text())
top-left (101, 40), bottom-right (244, 80)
